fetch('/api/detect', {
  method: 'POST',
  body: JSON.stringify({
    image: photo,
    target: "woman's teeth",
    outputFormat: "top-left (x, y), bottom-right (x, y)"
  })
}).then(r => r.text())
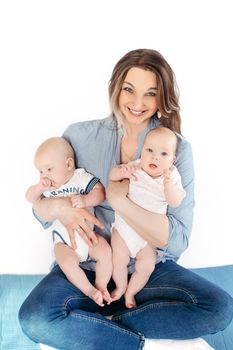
top-left (129, 108), bottom-right (144, 116)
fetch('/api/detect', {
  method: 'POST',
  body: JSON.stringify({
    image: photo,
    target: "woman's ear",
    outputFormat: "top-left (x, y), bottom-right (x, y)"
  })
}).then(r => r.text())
top-left (67, 157), bottom-right (75, 170)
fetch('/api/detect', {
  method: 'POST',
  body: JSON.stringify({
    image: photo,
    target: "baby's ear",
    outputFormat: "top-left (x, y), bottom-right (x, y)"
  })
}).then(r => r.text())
top-left (173, 155), bottom-right (176, 163)
top-left (67, 157), bottom-right (75, 170)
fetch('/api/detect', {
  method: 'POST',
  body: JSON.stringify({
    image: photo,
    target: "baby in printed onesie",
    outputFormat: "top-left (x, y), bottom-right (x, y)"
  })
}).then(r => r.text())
top-left (26, 137), bottom-right (112, 306)
top-left (109, 127), bottom-right (186, 308)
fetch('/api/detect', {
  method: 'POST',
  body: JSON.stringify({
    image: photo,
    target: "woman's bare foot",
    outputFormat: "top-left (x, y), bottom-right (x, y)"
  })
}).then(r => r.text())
top-left (125, 293), bottom-right (136, 308)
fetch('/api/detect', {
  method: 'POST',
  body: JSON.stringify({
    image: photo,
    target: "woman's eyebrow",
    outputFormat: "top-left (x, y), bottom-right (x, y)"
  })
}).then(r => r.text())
top-left (123, 81), bottom-right (157, 90)
top-left (123, 81), bottom-right (134, 87)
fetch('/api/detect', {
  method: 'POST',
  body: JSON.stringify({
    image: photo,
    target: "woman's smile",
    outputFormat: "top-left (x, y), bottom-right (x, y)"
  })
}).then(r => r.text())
top-left (128, 108), bottom-right (147, 117)
top-left (119, 67), bottom-right (158, 128)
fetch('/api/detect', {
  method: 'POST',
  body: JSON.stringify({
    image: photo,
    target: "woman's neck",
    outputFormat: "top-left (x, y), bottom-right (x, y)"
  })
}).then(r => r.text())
top-left (120, 119), bottom-right (151, 164)
top-left (120, 128), bottom-right (141, 164)
top-left (123, 120), bottom-right (149, 139)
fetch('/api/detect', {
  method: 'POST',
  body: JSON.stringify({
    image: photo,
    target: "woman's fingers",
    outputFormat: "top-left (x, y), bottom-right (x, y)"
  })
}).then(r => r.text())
top-left (77, 222), bottom-right (98, 247)
top-left (76, 226), bottom-right (94, 247)
top-left (81, 208), bottom-right (104, 230)
top-left (74, 209), bottom-right (102, 246)
top-left (62, 207), bottom-right (104, 248)
top-left (67, 227), bottom-right (77, 250)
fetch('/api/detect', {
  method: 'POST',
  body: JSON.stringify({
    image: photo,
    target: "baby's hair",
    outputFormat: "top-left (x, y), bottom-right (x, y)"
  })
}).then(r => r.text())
top-left (35, 137), bottom-right (74, 160)
top-left (146, 127), bottom-right (178, 153)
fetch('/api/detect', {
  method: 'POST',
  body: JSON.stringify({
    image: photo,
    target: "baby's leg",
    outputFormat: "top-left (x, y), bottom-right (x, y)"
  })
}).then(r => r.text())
top-left (54, 243), bottom-right (104, 307)
top-left (89, 236), bottom-right (112, 304)
top-left (125, 244), bottom-right (156, 308)
top-left (110, 228), bottom-right (131, 301)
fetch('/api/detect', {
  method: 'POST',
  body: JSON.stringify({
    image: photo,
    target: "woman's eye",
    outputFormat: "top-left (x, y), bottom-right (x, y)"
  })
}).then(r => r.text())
top-left (146, 92), bottom-right (156, 97)
top-left (123, 87), bottom-right (133, 93)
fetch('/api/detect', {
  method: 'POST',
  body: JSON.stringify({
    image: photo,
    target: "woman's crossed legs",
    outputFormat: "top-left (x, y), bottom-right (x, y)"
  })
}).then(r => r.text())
top-left (19, 261), bottom-right (233, 350)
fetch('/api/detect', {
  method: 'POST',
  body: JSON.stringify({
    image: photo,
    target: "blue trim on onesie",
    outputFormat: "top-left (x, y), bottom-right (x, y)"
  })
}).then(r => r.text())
top-left (85, 177), bottom-right (99, 194)
top-left (52, 230), bottom-right (68, 245)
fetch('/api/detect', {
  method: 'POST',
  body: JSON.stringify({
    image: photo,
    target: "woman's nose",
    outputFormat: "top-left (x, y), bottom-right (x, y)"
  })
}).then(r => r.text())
top-left (131, 95), bottom-right (144, 110)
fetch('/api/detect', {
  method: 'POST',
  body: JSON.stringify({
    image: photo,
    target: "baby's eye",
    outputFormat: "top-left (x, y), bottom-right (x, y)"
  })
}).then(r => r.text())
top-left (47, 168), bottom-right (52, 172)
top-left (147, 148), bottom-right (153, 153)
top-left (161, 152), bottom-right (168, 156)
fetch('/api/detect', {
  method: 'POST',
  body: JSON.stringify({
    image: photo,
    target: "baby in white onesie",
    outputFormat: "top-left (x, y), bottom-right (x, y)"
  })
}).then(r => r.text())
top-left (109, 127), bottom-right (186, 308)
top-left (26, 137), bottom-right (112, 307)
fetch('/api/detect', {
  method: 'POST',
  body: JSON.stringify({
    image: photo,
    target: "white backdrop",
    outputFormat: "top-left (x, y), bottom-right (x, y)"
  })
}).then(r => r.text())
top-left (0, 0), bottom-right (232, 274)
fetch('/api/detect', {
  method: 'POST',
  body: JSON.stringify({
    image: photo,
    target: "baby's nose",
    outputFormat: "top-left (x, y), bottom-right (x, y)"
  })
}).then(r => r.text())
top-left (41, 173), bottom-right (49, 179)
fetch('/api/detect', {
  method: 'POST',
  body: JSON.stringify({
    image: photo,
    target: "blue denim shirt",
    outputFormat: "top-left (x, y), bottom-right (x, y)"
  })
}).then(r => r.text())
top-left (38, 115), bottom-right (194, 271)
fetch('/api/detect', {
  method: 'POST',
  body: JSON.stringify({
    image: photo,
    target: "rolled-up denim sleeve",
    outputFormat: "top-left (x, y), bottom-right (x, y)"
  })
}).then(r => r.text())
top-left (165, 139), bottom-right (195, 258)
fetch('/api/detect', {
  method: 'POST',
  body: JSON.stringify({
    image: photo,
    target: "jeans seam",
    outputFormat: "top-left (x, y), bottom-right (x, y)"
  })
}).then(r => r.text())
top-left (70, 311), bottom-right (142, 339)
top-left (113, 301), bottom-right (184, 321)
top-left (144, 285), bottom-right (198, 303)
top-left (64, 295), bottom-right (88, 306)
top-left (113, 286), bottom-right (198, 322)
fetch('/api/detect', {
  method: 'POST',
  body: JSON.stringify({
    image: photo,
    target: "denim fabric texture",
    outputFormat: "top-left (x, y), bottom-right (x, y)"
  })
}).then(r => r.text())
top-left (19, 262), bottom-right (233, 350)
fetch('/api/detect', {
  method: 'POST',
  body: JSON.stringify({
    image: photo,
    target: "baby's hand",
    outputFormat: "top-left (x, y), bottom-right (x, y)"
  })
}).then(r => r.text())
top-left (163, 169), bottom-right (172, 184)
top-left (39, 178), bottom-right (53, 191)
top-left (120, 163), bottom-right (140, 181)
top-left (71, 194), bottom-right (86, 208)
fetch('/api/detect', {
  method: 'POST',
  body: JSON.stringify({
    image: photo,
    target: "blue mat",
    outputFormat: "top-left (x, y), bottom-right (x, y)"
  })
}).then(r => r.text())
top-left (1, 265), bottom-right (233, 350)
top-left (0, 274), bottom-right (43, 350)
top-left (191, 265), bottom-right (233, 350)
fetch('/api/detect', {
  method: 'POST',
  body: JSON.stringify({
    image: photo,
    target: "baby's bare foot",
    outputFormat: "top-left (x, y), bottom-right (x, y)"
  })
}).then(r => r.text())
top-left (125, 293), bottom-right (136, 309)
top-left (88, 287), bottom-right (104, 307)
top-left (110, 287), bottom-right (126, 301)
top-left (101, 289), bottom-right (112, 305)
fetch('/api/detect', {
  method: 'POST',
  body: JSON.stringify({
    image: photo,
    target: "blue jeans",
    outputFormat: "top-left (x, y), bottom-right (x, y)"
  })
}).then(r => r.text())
top-left (19, 261), bottom-right (233, 350)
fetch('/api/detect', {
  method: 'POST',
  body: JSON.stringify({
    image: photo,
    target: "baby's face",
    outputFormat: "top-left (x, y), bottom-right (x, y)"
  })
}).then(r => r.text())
top-left (35, 150), bottom-right (72, 189)
top-left (140, 131), bottom-right (176, 178)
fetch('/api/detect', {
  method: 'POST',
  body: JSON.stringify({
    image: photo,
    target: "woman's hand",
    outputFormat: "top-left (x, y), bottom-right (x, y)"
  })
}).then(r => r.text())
top-left (57, 199), bottom-right (104, 249)
top-left (33, 197), bottom-right (104, 250)
top-left (106, 179), bottom-right (129, 210)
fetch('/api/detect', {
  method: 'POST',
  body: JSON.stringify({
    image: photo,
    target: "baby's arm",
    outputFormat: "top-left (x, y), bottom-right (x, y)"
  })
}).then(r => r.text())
top-left (163, 169), bottom-right (186, 208)
top-left (71, 182), bottom-right (105, 209)
top-left (26, 178), bottom-right (52, 203)
top-left (109, 163), bottom-right (140, 182)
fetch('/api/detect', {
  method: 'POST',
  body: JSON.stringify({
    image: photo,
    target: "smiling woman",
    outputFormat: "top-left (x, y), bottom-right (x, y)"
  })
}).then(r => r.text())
top-left (18, 48), bottom-right (233, 350)
top-left (119, 68), bottom-right (158, 163)
top-left (119, 68), bottom-right (158, 123)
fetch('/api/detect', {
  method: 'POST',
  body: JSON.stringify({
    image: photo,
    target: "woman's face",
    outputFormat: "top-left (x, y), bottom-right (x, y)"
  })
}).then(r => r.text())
top-left (118, 67), bottom-right (158, 129)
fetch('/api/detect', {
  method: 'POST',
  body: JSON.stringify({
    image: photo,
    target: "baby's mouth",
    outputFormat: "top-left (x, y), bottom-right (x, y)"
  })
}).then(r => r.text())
top-left (149, 164), bottom-right (157, 169)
